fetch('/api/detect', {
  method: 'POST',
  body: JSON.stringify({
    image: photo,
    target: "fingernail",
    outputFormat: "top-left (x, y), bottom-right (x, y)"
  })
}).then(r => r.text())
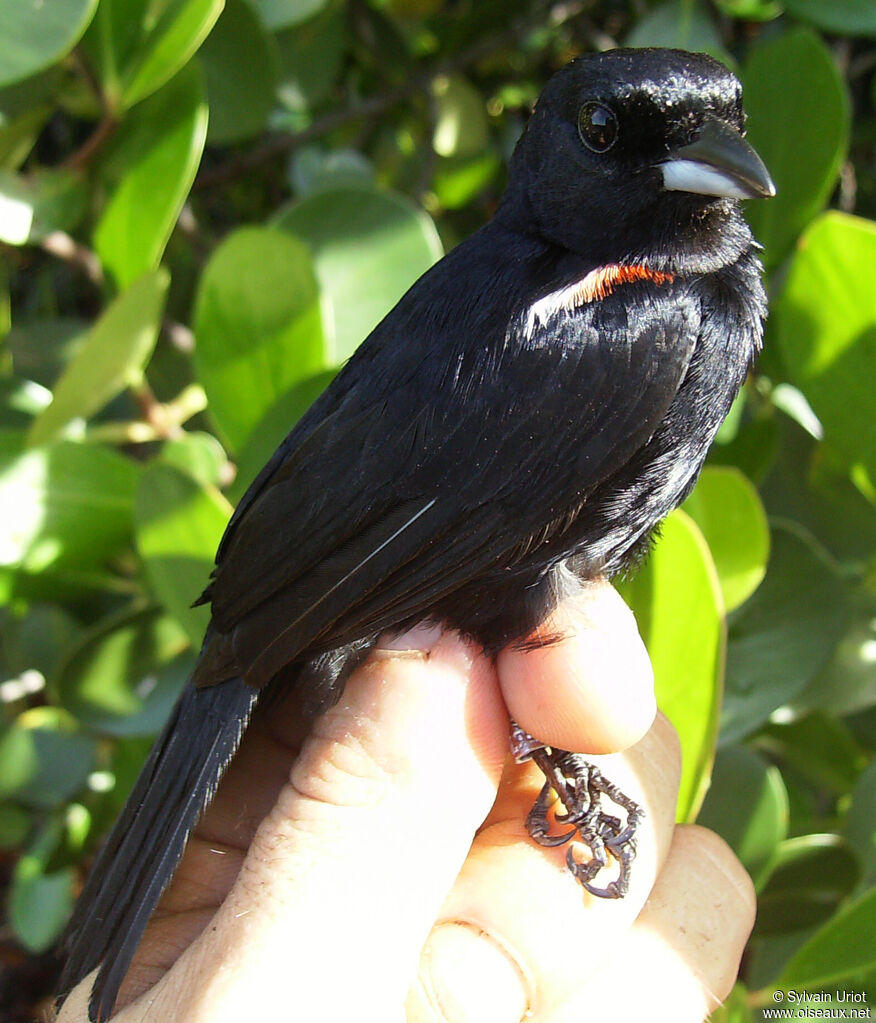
top-left (418, 922), bottom-right (530, 1023)
top-left (374, 621), bottom-right (444, 656)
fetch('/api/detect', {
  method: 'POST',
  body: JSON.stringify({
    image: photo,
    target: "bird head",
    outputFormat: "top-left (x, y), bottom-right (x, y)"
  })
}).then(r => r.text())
top-left (503, 48), bottom-right (775, 270)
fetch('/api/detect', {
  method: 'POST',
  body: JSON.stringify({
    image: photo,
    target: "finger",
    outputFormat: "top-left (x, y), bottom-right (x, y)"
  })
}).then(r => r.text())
top-left (407, 713), bottom-right (682, 1022)
top-left (497, 579), bottom-right (655, 754)
top-left (546, 825), bottom-right (756, 1023)
top-left (111, 628), bottom-right (508, 1023)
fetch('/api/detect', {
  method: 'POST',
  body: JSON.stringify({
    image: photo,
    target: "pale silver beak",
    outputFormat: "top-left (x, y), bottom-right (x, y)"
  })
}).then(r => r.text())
top-left (660, 115), bottom-right (776, 200)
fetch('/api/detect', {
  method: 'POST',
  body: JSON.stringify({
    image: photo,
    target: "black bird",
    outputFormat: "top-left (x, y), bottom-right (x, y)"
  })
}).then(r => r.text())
top-left (59, 47), bottom-right (774, 1020)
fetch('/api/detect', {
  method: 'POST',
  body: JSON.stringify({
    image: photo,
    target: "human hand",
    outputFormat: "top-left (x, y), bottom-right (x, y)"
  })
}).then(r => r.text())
top-left (57, 580), bottom-right (754, 1023)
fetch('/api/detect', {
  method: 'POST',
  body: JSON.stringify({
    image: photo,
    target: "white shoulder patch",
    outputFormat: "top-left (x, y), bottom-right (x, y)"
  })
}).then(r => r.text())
top-left (523, 263), bottom-right (675, 340)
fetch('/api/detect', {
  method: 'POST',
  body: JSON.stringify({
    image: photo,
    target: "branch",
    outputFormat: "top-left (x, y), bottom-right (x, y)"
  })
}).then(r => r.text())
top-left (40, 231), bottom-right (104, 286)
top-left (195, 3), bottom-right (577, 191)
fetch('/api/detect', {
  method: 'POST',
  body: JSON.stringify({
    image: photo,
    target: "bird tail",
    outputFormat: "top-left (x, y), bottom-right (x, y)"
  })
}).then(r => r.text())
top-left (57, 675), bottom-right (259, 1022)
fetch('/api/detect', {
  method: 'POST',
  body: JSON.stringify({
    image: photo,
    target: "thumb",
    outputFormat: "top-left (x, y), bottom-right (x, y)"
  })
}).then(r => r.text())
top-left (116, 628), bottom-right (508, 1023)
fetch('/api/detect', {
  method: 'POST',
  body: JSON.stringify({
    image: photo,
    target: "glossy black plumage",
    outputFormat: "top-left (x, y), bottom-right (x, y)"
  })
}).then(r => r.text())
top-left (59, 47), bottom-right (771, 1020)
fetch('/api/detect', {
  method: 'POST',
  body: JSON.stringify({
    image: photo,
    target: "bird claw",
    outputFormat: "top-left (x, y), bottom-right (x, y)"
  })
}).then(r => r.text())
top-left (515, 730), bottom-right (643, 899)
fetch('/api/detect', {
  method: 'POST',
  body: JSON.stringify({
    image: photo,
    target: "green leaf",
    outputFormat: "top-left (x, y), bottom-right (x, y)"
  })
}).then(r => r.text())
top-left (160, 431), bottom-right (230, 487)
top-left (796, 608), bottom-right (876, 717)
top-left (0, 726), bottom-right (39, 800)
top-left (760, 713), bottom-right (867, 795)
top-left (743, 30), bottom-right (849, 267)
top-left (7, 317), bottom-right (87, 389)
top-left (95, 64), bottom-right (208, 289)
top-left (683, 466), bottom-right (769, 612)
top-left (432, 75), bottom-right (489, 159)
top-left (0, 804), bottom-right (31, 849)
top-left (229, 368), bottom-right (336, 504)
top-left (433, 150), bottom-right (502, 211)
top-left (625, 0), bottom-right (726, 57)
top-left (0, 710), bottom-right (96, 809)
top-left (274, 184), bottom-right (442, 362)
top-left (194, 226), bottom-right (325, 452)
top-left (759, 414), bottom-right (876, 568)
top-left (754, 835), bottom-right (860, 937)
top-left (713, 0), bottom-right (781, 20)
top-left (721, 525), bottom-right (851, 743)
top-left (783, 0), bottom-right (876, 36)
top-left (135, 463), bottom-right (231, 645)
top-left (56, 605), bottom-right (191, 733)
top-left (707, 984), bottom-right (754, 1023)
top-left (200, 0), bottom-right (278, 145)
top-left (0, 104), bottom-right (52, 170)
top-left (253, 0), bottom-right (326, 30)
top-left (697, 744), bottom-right (788, 887)
top-left (0, 168), bottom-right (87, 245)
top-left (618, 510), bottom-right (724, 821)
top-left (845, 759), bottom-right (876, 884)
top-left (9, 858), bottom-right (74, 952)
top-left (780, 886), bottom-right (876, 990)
top-left (28, 271), bottom-right (168, 446)
top-left (274, 2), bottom-right (347, 117)
top-left (83, 0), bottom-right (224, 110)
top-left (774, 212), bottom-right (876, 480)
top-left (288, 147), bottom-right (375, 196)
top-left (0, 0), bottom-right (97, 89)
top-left (0, 441), bottom-right (138, 575)
top-left (3, 603), bottom-right (82, 681)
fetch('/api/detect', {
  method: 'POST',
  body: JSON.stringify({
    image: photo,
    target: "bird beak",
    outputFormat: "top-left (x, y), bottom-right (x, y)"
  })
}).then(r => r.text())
top-left (660, 115), bottom-right (776, 200)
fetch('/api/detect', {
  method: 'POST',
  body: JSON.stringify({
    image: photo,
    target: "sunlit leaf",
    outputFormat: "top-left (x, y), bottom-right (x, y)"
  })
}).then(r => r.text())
top-left (194, 226), bottom-right (325, 451)
top-left (0, 0), bottom-right (97, 89)
top-left (754, 835), bottom-right (860, 937)
top-left (432, 75), bottom-right (489, 158)
top-left (779, 886), bottom-right (876, 990)
top-left (783, 0), bottom-right (876, 36)
top-left (743, 30), bottom-right (849, 267)
top-left (625, 0), bottom-right (726, 57)
top-left (713, 0), bottom-right (781, 20)
top-left (229, 368), bottom-right (336, 504)
top-left (28, 270), bottom-right (169, 447)
top-left (95, 64), bottom-right (208, 289)
top-left (697, 744), bottom-right (788, 887)
top-left (160, 431), bottom-right (230, 488)
top-left (83, 0), bottom-right (224, 110)
top-left (0, 804), bottom-right (30, 849)
top-left (722, 525), bottom-right (851, 743)
top-left (253, 0), bottom-right (326, 30)
top-left (0, 168), bottom-right (87, 245)
top-left (274, 184), bottom-right (442, 362)
top-left (0, 441), bottom-right (138, 575)
top-left (774, 212), bottom-right (876, 480)
top-left (0, 711), bottom-right (95, 810)
top-left (683, 466), bottom-right (769, 611)
top-left (56, 604), bottom-right (191, 733)
top-left (135, 463), bottom-right (231, 645)
top-left (274, 1), bottom-right (346, 117)
top-left (845, 759), bottom-right (876, 884)
top-left (9, 858), bottom-right (74, 952)
top-left (200, 0), bottom-right (277, 145)
top-left (619, 509), bottom-right (724, 821)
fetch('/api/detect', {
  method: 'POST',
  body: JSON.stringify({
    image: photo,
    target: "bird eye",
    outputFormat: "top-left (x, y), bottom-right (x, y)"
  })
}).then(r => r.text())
top-left (577, 102), bottom-right (618, 153)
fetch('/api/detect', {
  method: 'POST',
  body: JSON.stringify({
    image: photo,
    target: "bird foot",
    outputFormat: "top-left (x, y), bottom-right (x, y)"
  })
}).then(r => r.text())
top-left (511, 723), bottom-right (643, 899)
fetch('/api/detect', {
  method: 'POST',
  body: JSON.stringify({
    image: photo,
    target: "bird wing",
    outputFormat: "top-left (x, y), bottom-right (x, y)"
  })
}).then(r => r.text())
top-left (202, 255), bottom-right (701, 688)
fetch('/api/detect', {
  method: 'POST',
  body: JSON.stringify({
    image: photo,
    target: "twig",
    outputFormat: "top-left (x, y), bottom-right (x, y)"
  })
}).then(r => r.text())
top-left (40, 231), bottom-right (104, 286)
top-left (89, 384), bottom-right (207, 444)
top-left (196, 3), bottom-right (578, 191)
top-left (64, 113), bottom-right (118, 171)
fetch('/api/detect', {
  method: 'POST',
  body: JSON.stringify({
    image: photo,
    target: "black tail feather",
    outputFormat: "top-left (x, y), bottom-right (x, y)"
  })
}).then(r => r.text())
top-left (58, 676), bottom-right (258, 1022)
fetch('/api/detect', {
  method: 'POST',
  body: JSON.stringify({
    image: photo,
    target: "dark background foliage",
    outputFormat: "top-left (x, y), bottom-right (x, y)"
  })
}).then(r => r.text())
top-left (0, 0), bottom-right (875, 1019)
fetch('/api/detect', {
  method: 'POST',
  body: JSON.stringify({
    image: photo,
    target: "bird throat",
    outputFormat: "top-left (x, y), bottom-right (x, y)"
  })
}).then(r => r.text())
top-left (525, 263), bottom-right (675, 337)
